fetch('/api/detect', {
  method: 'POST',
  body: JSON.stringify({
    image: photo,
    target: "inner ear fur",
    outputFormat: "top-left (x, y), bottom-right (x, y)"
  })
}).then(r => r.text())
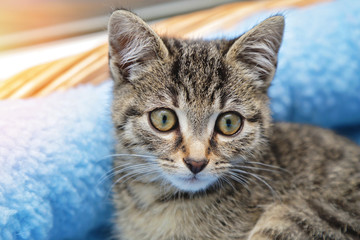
top-left (108, 10), bottom-right (168, 82)
top-left (226, 16), bottom-right (285, 89)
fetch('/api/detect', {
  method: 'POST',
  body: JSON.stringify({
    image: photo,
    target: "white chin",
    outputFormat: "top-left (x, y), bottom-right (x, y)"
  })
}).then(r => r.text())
top-left (167, 175), bottom-right (217, 192)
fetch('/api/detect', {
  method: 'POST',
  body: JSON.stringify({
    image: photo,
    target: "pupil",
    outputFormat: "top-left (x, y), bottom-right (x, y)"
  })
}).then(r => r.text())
top-left (226, 119), bottom-right (232, 128)
top-left (162, 115), bottom-right (167, 124)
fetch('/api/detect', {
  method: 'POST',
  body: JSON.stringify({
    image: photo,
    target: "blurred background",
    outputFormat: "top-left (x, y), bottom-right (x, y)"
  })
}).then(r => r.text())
top-left (0, 0), bottom-right (237, 50)
top-left (0, 0), bottom-right (236, 82)
top-left (0, 0), bottom-right (333, 98)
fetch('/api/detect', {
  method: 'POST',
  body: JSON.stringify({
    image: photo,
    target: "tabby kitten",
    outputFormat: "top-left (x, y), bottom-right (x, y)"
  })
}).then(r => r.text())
top-left (108, 10), bottom-right (360, 240)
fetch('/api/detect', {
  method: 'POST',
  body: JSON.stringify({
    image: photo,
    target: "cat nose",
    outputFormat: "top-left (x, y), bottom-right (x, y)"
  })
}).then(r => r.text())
top-left (183, 158), bottom-right (209, 174)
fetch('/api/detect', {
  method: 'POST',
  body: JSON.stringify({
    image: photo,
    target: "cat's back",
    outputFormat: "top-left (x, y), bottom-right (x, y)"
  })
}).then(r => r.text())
top-left (271, 122), bottom-right (359, 155)
top-left (270, 122), bottom-right (360, 193)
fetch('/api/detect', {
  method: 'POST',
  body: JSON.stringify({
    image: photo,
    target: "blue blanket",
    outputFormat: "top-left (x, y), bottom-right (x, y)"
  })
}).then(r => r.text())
top-left (1, 0), bottom-right (359, 239)
top-left (0, 83), bottom-right (114, 239)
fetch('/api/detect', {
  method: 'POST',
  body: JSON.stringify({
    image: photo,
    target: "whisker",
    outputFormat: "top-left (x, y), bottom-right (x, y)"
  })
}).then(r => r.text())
top-left (98, 162), bottom-right (135, 180)
top-left (98, 163), bottom-right (157, 185)
top-left (97, 153), bottom-right (155, 162)
top-left (107, 169), bottom-right (159, 197)
top-left (126, 170), bottom-right (162, 185)
top-left (106, 172), bottom-right (140, 198)
top-left (235, 165), bottom-right (282, 174)
top-left (219, 175), bottom-right (236, 192)
top-left (244, 161), bottom-right (291, 174)
top-left (227, 172), bottom-right (252, 193)
top-left (228, 172), bottom-right (248, 185)
top-left (231, 169), bottom-right (279, 199)
top-left (97, 154), bottom-right (158, 189)
top-left (110, 162), bottom-right (156, 174)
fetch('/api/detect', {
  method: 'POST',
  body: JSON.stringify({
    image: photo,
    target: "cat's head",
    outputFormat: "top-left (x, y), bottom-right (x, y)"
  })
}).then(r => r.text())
top-left (109, 10), bottom-right (284, 193)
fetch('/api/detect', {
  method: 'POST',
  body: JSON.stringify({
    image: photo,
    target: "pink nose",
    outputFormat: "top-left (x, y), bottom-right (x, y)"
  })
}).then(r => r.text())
top-left (183, 158), bottom-right (209, 174)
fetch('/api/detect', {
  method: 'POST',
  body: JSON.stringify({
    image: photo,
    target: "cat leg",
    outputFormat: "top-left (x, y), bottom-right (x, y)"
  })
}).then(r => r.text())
top-left (247, 197), bottom-right (360, 240)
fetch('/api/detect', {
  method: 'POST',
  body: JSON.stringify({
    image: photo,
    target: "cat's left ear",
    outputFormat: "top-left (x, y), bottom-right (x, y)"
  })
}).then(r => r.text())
top-left (108, 10), bottom-right (169, 82)
top-left (226, 16), bottom-right (284, 90)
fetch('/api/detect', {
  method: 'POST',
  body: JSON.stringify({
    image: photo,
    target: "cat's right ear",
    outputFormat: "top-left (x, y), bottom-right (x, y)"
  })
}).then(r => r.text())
top-left (108, 10), bottom-right (168, 83)
top-left (226, 16), bottom-right (284, 91)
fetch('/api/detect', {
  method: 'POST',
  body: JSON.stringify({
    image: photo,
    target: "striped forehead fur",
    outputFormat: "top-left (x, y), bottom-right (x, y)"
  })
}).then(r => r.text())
top-left (109, 11), bottom-right (284, 195)
top-left (162, 39), bottom-right (229, 108)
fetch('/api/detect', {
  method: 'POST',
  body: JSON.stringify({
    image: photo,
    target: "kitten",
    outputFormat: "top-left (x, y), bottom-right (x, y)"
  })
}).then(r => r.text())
top-left (108, 10), bottom-right (360, 240)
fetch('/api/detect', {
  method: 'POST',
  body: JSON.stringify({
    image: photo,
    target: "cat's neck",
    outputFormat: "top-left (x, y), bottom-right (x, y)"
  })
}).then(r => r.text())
top-left (123, 172), bottom-right (271, 210)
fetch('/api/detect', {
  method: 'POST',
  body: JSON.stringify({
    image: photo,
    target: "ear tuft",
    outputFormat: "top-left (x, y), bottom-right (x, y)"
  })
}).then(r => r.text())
top-left (226, 16), bottom-right (285, 89)
top-left (108, 10), bottom-right (168, 82)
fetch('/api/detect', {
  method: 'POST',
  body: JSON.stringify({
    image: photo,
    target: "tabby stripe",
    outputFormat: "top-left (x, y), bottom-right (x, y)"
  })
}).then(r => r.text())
top-left (330, 199), bottom-right (360, 217)
top-left (248, 112), bottom-right (262, 123)
top-left (209, 60), bottom-right (227, 106)
top-left (122, 141), bottom-right (139, 148)
top-left (209, 137), bottom-right (218, 152)
top-left (116, 123), bottom-right (125, 131)
top-left (219, 91), bottom-right (229, 110)
top-left (209, 88), bottom-right (217, 104)
top-left (214, 41), bottom-right (221, 51)
top-left (172, 38), bottom-right (182, 51)
top-left (171, 57), bottom-right (181, 81)
top-left (161, 163), bottom-right (176, 168)
top-left (173, 134), bottom-right (183, 152)
top-left (217, 60), bottom-right (227, 83)
top-left (136, 129), bottom-right (158, 146)
top-left (181, 83), bottom-right (191, 102)
top-left (191, 71), bottom-right (197, 94)
top-left (170, 39), bottom-right (183, 81)
top-left (161, 158), bottom-right (174, 163)
top-left (124, 106), bottom-right (142, 117)
top-left (261, 228), bottom-right (295, 240)
top-left (207, 58), bottom-right (215, 83)
top-left (168, 85), bottom-right (179, 107)
top-left (307, 199), bottom-right (360, 238)
top-left (288, 215), bottom-right (330, 240)
top-left (171, 55), bottom-right (191, 102)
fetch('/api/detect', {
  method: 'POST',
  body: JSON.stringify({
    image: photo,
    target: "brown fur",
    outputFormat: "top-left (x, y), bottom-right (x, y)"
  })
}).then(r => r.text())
top-left (108, 10), bottom-right (360, 240)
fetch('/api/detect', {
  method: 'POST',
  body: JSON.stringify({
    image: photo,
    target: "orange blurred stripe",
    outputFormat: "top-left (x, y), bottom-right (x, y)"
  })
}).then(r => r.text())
top-left (0, 0), bottom-right (330, 100)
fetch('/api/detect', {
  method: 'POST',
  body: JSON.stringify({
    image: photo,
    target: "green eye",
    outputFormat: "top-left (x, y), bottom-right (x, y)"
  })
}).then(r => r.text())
top-left (150, 108), bottom-right (178, 132)
top-left (216, 112), bottom-right (242, 136)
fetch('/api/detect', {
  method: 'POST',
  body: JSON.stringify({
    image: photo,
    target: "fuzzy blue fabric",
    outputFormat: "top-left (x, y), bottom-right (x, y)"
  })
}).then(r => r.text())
top-left (0, 82), bottom-right (114, 239)
top-left (1, 0), bottom-right (360, 239)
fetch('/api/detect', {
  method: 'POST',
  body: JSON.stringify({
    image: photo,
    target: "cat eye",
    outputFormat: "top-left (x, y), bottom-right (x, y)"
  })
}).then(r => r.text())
top-left (215, 112), bottom-right (243, 136)
top-left (149, 108), bottom-right (178, 132)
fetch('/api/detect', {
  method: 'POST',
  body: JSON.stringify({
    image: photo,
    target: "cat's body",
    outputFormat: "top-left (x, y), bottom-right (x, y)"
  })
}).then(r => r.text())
top-left (113, 123), bottom-right (360, 240)
top-left (108, 10), bottom-right (360, 240)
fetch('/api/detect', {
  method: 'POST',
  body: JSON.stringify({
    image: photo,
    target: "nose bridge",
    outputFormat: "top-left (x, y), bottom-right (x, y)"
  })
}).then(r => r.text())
top-left (182, 107), bottom-right (211, 160)
top-left (186, 137), bottom-right (207, 160)
top-left (186, 105), bottom-right (210, 135)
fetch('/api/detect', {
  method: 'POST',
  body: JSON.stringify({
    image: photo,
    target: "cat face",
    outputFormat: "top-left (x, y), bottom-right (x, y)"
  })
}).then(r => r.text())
top-left (109, 10), bottom-right (284, 192)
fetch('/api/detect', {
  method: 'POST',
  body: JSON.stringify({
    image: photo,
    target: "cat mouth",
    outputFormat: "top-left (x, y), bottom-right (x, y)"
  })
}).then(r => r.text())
top-left (179, 175), bottom-right (199, 183)
top-left (166, 174), bottom-right (217, 192)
